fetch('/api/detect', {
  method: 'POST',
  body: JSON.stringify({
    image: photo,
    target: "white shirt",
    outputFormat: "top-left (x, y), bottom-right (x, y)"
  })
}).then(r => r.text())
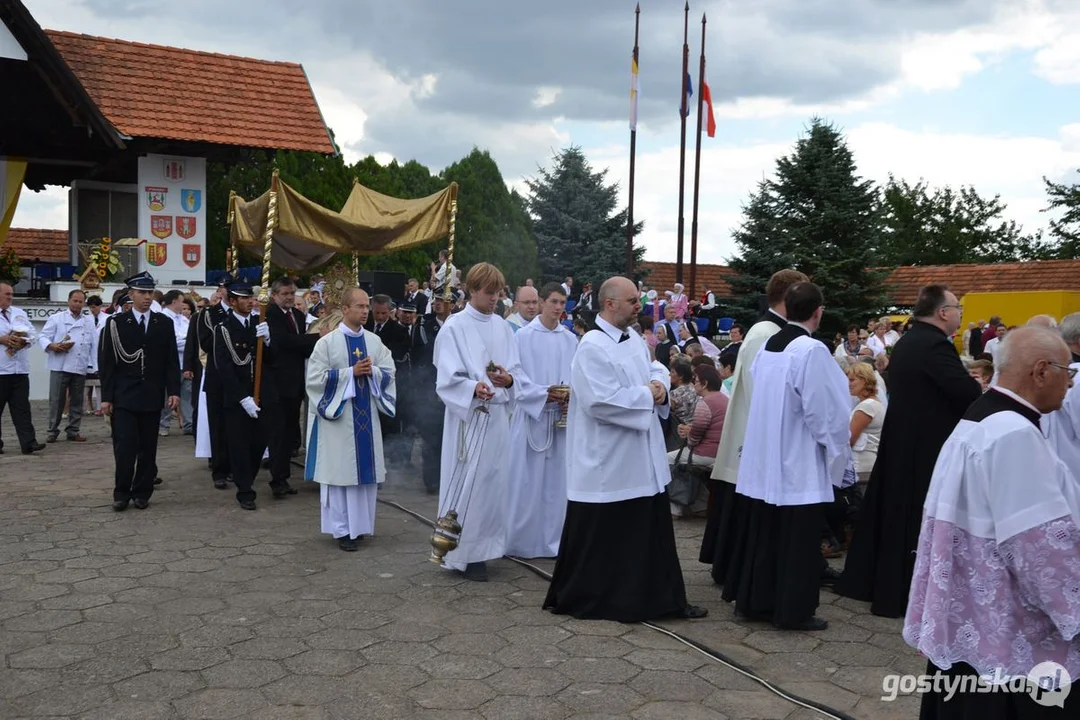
top-left (39, 309), bottom-right (97, 375)
top-left (985, 336), bottom-right (1004, 362)
top-left (0, 305), bottom-right (34, 375)
top-left (565, 315), bottom-right (671, 503)
top-left (162, 307), bottom-right (189, 371)
top-left (884, 329), bottom-right (900, 346)
top-left (867, 334), bottom-right (888, 357)
top-left (131, 308), bottom-right (151, 330)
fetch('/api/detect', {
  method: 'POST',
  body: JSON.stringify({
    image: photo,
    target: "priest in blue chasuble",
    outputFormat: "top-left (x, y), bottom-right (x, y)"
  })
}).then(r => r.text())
top-left (305, 288), bottom-right (396, 552)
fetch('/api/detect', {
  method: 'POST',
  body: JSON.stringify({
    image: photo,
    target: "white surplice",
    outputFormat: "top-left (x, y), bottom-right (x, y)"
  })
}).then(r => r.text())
top-left (435, 304), bottom-right (523, 571)
top-left (905, 387), bottom-right (1080, 681)
top-left (566, 316), bottom-right (671, 503)
top-left (506, 317), bottom-right (578, 558)
top-left (736, 328), bottom-right (852, 506)
top-left (711, 312), bottom-right (783, 484)
top-left (305, 324), bottom-right (396, 539)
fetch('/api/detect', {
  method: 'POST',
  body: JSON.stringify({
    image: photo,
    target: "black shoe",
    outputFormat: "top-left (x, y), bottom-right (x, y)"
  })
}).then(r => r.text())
top-left (153, 477), bottom-right (163, 486)
top-left (774, 616), bottom-right (829, 631)
top-left (22, 442), bottom-right (45, 454)
top-left (338, 537), bottom-right (359, 552)
top-left (272, 488), bottom-right (287, 499)
top-left (681, 604), bottom-right (709, 619)
top-left (132, 498), bottom-right (149, 510)
top-left (463, 562), bottom-right (488, 582)
top-left (238, 499), bottom-right (256, 511)
top-left (46, 435), bottom-right (58, 444)
top-left (285, 485), bottom-right (298, 495)
top-left (112, 500), bottom-right (129, 512)
top-left (213, 479), bottom-right (227, 490)
top-left (820, 567), bottom-right (842, 587)
top-left (291, 449), bottom-right (301, 458)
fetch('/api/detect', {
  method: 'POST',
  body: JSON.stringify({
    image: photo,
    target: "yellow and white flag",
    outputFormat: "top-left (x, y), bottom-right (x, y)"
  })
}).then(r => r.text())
top-left (0, 157), bottom-right (28, 245)
top-left (629, 53), bottom-right (640, 131)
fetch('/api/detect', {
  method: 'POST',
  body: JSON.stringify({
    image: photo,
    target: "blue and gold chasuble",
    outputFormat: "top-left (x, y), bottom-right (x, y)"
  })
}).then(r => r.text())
top-left (306, 332), bottom-right (395, 485)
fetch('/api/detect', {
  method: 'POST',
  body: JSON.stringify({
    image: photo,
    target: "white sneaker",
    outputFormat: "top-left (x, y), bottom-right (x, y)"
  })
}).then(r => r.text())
top-left (158, 428), bottom-right (169, 437)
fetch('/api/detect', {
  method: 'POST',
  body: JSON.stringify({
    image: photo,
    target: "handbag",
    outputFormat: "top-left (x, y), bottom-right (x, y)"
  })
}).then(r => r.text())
top-left (668, 441), bottom-right (702, 506)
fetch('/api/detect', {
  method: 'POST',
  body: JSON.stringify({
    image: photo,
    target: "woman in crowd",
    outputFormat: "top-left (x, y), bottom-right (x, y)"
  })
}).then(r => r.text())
top-left (834, 324), bottom-right (864, 363)
top-left (654, 324), bottom-right (676, 367)
top-left (668, 364), bottom-right (729, 518)
top-left (717, 353), bottom-right (735, 397)
top-left (668, 356), bottom-right (699, 429)
top-left (966, 358), bottom-right (993, 391)
top-left (847, 362), bottom-right (886, 484)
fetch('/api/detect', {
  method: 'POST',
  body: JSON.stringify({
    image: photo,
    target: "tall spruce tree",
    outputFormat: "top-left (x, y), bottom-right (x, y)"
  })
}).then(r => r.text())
top-left (727, 119), bottom-right (886, 332)
top-left (526, 146), bottom-right (644, 288)
top-left (1043, 170), bottom-right (1080, 259)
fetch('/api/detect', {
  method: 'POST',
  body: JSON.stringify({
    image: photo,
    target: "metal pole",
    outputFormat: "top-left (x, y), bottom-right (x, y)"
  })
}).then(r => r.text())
top-left (626, 3), bottom-right (640, 276)
top-left (676, 1), bottom-right (689, 285)
top-left (689, 13), bottom-right (707, 301)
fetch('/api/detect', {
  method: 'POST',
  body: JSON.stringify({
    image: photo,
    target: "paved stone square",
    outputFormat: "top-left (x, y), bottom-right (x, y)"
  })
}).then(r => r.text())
top-left (0, 405), bottom-right (922, 719)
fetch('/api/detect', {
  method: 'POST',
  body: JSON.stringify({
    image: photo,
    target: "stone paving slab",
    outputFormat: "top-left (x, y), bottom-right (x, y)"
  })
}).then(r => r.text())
top-left (0, 405), bottom-right (924, 719)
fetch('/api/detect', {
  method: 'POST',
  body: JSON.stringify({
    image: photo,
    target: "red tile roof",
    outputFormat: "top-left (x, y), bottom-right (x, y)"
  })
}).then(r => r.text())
top-left (885, 260), bottom-right (1080, 305)
top-left (2, 228), bottom-right (70, 263)
top-left (640, 262), bottom-right (734, 297)
top-left (44, 30), bottom-right (336, 154)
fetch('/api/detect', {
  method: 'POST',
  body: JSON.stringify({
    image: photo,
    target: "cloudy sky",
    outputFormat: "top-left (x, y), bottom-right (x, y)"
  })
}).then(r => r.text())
top-left (12, 0), bottom-right (1080, 264)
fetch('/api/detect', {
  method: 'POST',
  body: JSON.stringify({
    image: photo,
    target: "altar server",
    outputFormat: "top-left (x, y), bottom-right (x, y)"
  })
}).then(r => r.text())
top-left (699, 269), bottom-right (806, 584)
top-left (305, 288), bottom-right (396, 552)
top-left (729, 282), bottom-right (851, 631)
top-left (1042, 312), bottom-right (1080, 481)
top-left (505, 282), bottom-right (577, 558)
top-left (434, 263), bottom-right (523, 581)
top-left (906, 326), bottom-right (1080, 716)
top-left (543, 276), bottom-right (707, 622)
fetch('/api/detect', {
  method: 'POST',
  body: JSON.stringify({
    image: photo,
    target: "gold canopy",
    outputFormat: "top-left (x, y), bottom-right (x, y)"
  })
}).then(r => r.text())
top-left (229, 177), bottom-right (457, 271)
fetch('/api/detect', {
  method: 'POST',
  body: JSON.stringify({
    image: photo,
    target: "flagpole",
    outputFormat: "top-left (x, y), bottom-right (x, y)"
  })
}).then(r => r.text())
top-left (676, 1), bottom-right (689, 286)
top-left (690, 12), bottom-right (706, 302)
top-left (627, 3), bottom-right (640, 276)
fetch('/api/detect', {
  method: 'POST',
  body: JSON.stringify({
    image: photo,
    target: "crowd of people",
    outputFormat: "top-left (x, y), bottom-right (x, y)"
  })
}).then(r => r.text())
top-left (2, 261), bottom-right (1078, 715)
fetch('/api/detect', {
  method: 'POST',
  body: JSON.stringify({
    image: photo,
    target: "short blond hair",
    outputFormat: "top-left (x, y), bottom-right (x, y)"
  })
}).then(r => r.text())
top-left (465, 262), bottom-right (505, 294)
top-left (846, 362), bottom-right (878, 396)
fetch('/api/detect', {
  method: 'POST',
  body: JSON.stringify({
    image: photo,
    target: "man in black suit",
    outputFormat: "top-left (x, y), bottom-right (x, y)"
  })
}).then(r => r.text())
top-left (367, 294), bottom-right (411, 462)
top-left (100, 272), bottom-right (181, 511)
top-left (401, 278), bottom-right (428, 318)
top-left (212, 280), bottom-right (277, 510)
top-left (265, 276), bottom-right (317, 496)
top-left (413, 289), bottom-right (454, 493)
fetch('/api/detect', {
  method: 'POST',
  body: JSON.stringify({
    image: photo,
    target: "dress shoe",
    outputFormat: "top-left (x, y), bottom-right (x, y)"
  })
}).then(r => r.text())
top-left (284, 485), bottom-right (298, 495)
top-left (774, 616), bottom-right (829, 631)
top-left (112, 500), bottom-right (129, 511)
top-left (734, 608), bottom-right (773, 623)
top-left (820, 567), bottom-right (842, 586)
top-left (272, 488), bottom-right (287, 499)
top-left (132, 498), bottom-right (149, 510)
top-left (681, 604), bottom-right (709, 619)
top-left (338, 537), bottom-right (359, 552)
top-left (238, 499), bottom-right (256, 511)
top-left (213, 479), bottom-right (228, 490)
top-left (66, 434), bottom-right (87, 442)
top-left (22, 442), bottom-right (45, 454)
top-left (0, 447), bottom-right (5, 454)
top-left (46, 435), bottom-right (58, 444)
top-left (463, 562), bottom-right (488, 582)
top-left (153, 477), bottom-right (163, 486)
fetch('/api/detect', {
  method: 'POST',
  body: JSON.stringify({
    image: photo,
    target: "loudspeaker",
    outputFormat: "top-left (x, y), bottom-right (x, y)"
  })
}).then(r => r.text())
top-left (357, 271), bottom-right (408, 302)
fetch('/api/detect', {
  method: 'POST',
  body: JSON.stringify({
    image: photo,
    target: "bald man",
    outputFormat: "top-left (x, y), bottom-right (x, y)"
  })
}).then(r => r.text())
top-left (1027, 313), bottom-right (1058, 328)
top-left (544, 276), bottom-right (706, 622)
top-left (506, 286), bottom-right (540, 333)
top-left (906, 326), bottom-right (1079, 716)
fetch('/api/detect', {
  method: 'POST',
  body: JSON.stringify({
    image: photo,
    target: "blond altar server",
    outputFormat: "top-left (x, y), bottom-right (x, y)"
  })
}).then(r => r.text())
top-left (505, 282), bottom-right (578, 558)
top-left (435, 262), bottom-right (524, 581)
top-left (305, 288), bottom-right (396, 552)
top-left (699, 270), bottom-right (807, 585)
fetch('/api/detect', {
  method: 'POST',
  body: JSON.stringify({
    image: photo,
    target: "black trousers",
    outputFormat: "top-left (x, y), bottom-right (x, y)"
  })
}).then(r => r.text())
top-left (267, 395), bottom-right (301, 488)
top-left (112, 407), bottom-right (160, 502)
top-left (189, 368), bottom-right (201, 441)
top-left (0, 373), bottom-right (37, 453)
top-left (205, 383), bottom-right (231, 482)
top-left (416, 410), bottom-right (443, 492)
top-left (224, 406), bottom-right (267, 503)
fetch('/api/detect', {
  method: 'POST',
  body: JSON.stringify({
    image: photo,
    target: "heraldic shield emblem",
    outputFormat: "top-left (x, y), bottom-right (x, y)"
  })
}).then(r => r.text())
top-left (151, 215), bottom-right (173, 239)
top-left (183, 244), bottom-right (201, 268)
top-left (181, 189), bottom-right (201, 213)
top-left (146, 186), bottom-right (167, 212)
top-left (164, 159), bottom-right (185, 183)
top-left (176, 216), bottom-right (196, 239)
top-left (146, 242), bottom-right (167, 267)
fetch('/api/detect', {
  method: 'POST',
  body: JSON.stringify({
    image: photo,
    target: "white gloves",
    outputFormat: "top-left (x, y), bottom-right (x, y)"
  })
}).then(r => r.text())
top-left (240, 396), bottom-right (260, 418)
top-left (255, 322), bottom-right (271, 345)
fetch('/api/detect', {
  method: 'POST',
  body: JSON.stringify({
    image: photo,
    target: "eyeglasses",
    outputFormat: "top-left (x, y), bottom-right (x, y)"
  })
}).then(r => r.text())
top-left (940, 304), bottom-right (963, 312)
top-left (1048, 362), bottom-right (1078, 379)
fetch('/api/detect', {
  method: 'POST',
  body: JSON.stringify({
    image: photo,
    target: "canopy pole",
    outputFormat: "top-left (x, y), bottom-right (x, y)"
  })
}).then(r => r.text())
top-left (352, 253), bottom-right (359, 286)
top-left (226, 190), bottom-right (237, 276)
top-left (253, 169), bottom-right (279, 405)
top-left (443, 183), bottom-right (458, 303)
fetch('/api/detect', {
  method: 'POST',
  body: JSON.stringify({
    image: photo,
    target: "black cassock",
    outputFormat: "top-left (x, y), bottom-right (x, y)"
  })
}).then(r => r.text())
top-left (837, 320), bottom-right (981, 618)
